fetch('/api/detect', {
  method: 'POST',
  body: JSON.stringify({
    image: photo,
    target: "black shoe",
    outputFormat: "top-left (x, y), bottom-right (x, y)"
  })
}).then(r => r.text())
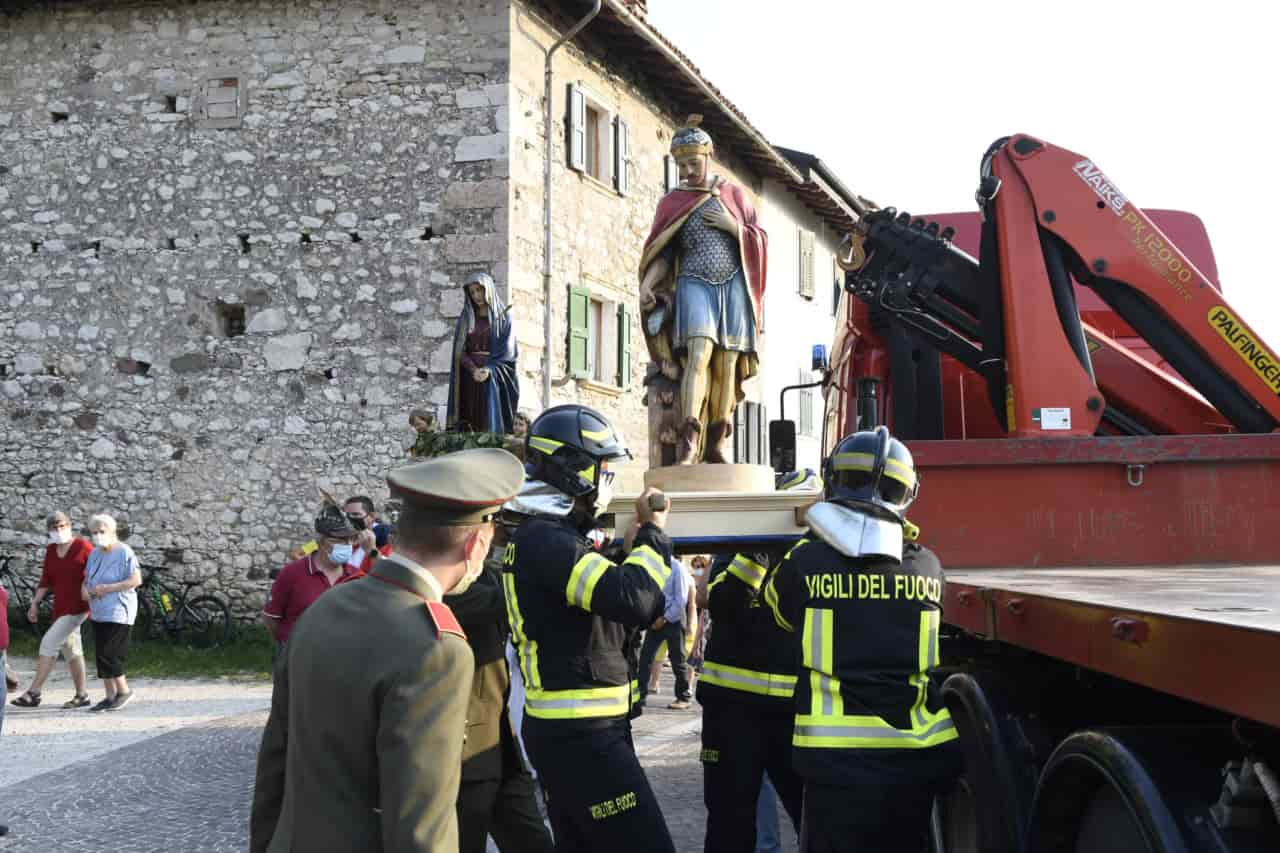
top-left (105, 691), bottom-right (134, 711)
top-left (0, 823), bottom-right (8, 836)
top-left (89, 697), bottom-right (114, 712)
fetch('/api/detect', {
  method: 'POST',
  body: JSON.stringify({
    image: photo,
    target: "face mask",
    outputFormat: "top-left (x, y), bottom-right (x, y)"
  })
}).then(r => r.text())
top-left (90, 533), bottom-right (111, 548)
top-left (449, 557), bottom-right (485, 595)
top-left (346, 514), bottom-right (368, 531)
top-left (329, 543), bottom-right (354, 565)
top-left (49, 529), bottom-right (72, 545)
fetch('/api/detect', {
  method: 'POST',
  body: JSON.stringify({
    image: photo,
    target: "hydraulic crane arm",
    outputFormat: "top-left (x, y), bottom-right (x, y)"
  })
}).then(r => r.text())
top-left (845, 135), bottom-right (1280, 437)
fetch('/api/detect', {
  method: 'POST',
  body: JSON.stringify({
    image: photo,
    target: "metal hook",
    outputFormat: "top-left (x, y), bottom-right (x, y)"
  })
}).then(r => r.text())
top-left (1126, 464), bottom-right (1145, 487)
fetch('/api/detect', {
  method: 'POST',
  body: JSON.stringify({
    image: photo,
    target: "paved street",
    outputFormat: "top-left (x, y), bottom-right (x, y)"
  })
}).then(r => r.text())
top-left (0, 660), bottom-right (797, 852)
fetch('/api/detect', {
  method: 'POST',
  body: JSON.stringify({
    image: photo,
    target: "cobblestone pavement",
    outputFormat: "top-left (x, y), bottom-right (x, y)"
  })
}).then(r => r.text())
top-left (0, 666), bottom-right (796, 852)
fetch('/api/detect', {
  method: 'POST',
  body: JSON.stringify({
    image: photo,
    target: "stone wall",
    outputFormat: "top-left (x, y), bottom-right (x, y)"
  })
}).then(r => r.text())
top-left (0, 0), bottom-right (511, 617)
top-left (508, 1), bottom-right (765, 489)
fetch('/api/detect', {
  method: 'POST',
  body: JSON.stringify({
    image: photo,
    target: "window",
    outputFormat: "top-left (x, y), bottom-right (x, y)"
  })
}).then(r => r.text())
top-left (567, 84), bottom-right (630, 195)
top-left (568, 287), bottom-right (633, 387)
top-left (733, 401), bottom-right (767, 465)
top-left (832, 256), bottom-right (844, 316)
top-left (195, 71), bottom-right (246, 129)
top-left (798, 228), bottom-right (816, 299)
top-left (799, 388), bottom-right (815, 437)
top-left (663, 154), bottom-right (679, 192)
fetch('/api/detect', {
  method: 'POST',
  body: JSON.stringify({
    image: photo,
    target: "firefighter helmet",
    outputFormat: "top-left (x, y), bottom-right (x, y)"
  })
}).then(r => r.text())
top-left (776, 468), bottom-right (823, 492)
top-left (524, 404), bottom-right (631, 498)
top-left (823, 426), bottom-right (918, 522)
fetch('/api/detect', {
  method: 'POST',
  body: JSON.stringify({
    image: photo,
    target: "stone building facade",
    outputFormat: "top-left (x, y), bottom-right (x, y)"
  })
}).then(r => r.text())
top-left (0, 0), bottom-right (858, 616)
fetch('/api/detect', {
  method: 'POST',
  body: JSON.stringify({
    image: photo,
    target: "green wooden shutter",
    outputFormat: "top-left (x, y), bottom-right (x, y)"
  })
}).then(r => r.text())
top-left (568, 286), bottom-right (590, 377)
top-left (567, 85), bottom-right (586, 172)
top-left (617, 302), bottom-right (631, 386)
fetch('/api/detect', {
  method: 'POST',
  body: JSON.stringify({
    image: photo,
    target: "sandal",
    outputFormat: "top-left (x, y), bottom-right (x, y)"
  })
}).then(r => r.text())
top-left (10, 690), bottom-right (41, 708)
top-left (63, 694), bottom-right (91, 709)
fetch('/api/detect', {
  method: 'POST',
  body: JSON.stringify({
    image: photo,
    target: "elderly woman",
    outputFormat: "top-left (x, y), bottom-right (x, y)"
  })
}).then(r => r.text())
top-left (10, 512), bottom-right (93, 710)
top-left (82, 514), bottom-right (142, 712)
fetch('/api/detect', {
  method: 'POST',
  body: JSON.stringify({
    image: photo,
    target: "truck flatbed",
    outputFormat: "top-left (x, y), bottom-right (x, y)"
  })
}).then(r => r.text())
top-left (944, 565), bottom-right (1280, 727)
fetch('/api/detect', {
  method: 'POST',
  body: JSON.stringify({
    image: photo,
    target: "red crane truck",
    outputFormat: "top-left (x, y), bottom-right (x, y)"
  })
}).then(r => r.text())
top-left (823, 135), bottom-right (1280, 852)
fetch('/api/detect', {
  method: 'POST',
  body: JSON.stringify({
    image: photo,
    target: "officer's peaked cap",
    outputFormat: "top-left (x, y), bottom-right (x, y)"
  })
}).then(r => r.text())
top-left (387, 448), bottom-right (525, 525)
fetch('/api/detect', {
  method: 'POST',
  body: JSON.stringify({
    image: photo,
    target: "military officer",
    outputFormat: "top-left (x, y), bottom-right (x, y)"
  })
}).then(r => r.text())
top-left (764, 428), bottom-right (961, 853)
top-left (445, 513), bottom-right (554, 853)
top-left (250, 448), bottom-right (525, 853)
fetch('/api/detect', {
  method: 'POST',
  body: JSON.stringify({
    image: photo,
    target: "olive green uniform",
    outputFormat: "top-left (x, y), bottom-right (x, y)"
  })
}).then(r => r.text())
top-left (250, 554), bottom-right (472, 852)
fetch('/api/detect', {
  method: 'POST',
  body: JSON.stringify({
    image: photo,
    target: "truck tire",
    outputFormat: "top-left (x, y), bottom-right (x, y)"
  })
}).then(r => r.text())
top-left (1027, 729), bottom-right (1190, 853)
top-left (938, 671), bottom-right (1045, 853)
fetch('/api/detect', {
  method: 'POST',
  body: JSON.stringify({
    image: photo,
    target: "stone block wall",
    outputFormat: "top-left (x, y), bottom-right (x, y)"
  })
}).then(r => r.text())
top-left (0, 0), bottom-right (511, 616)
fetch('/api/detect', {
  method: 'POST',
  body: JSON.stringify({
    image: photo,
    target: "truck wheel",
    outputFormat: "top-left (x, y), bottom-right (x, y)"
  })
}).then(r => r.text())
top-left (1027, 730), bottom-right (1186, 853)
top-left (939, 672), bottom-right (1043, 853)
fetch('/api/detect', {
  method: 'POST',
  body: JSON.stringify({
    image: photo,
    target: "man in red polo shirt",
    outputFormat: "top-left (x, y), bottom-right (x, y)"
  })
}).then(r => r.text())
top-left (10, 511), bottom-right (93, 710)
top-left (262, 505), bottom-right (362, 646)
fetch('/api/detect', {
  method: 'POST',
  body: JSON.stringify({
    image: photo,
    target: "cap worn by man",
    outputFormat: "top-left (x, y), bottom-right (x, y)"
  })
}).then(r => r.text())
top-left (250, 448), bottom-right (524, 853)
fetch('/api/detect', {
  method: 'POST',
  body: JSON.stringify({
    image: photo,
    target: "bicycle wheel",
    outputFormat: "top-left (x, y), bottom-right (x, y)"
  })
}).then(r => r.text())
top-left (136, 593), bottom-right (161, 641)
top-left (176, 595), bottom-right (232, 648)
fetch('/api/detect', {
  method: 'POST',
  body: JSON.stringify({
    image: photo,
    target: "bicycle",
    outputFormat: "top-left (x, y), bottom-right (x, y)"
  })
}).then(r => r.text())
top-left (0, 553), bottom-right (53, 636)
top-left (136, 564), bottom-right (233, 648)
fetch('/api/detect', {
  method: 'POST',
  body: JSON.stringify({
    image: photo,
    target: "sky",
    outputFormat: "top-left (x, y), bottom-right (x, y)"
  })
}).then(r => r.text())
top-left (647, 0), bottom-right (1280, 342)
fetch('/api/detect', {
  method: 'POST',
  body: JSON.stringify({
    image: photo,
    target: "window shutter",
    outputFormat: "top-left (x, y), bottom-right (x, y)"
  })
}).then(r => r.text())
top-left (616, 303), bottom-right (631, 386)
top-left (567, 85), bottom-right (586, 173)
top-left (568, 286), bottom-right (590, 377)
top-left (798, 228), bottom-right (815, 299)
top-left (663, 154), bottom-right (678, 192)
top-left (614, 115), bottom-right (630, 196)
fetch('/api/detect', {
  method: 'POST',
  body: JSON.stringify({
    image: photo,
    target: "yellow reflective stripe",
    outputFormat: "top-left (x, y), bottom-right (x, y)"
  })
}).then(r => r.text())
top-left (524, 683), bottom-right (630, 720)
top-left (909, 610), bottom-right (941, 728)
top-left (577, 465), bottom-right (596, 481)
top-left (503, 573), bottom-right (541, 690)
top-left (803, 608), bottom-right (841, 717)
top-left (629, 679), bottom-right (640, 704)
top-left (764, 574), bottom-right (793, 632)
top-left (580, 425), bottom-right (612, 441)
top-left (784, 537), bottom-right (810, 560)
top-left (528, 436), bottom-right (563, 455)
top-left (793, 713), bottom-right (958, 749)
top-left (831, 451), bottom-right (876, 471)
top-left (706, 571), bottom-right (729, 593)
top-left (565, 553), bottom-right (611, 611)
top-left (832, 452), bottom-right (916, 488)
top-left (727, 554), bottom-right (767, 590)
top-left (624, 545), bottom-right (670, 590)
top-left (701, 660), bottom-right (796, 697)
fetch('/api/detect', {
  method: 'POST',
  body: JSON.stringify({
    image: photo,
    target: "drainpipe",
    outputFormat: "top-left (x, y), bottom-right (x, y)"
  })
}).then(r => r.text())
top-left (542, 0), bottom-right (601, 409)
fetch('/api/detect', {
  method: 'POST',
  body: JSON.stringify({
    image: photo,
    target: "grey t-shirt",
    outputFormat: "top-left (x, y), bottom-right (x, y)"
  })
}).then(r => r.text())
top-left (84, 544), bottom-right (140, 625)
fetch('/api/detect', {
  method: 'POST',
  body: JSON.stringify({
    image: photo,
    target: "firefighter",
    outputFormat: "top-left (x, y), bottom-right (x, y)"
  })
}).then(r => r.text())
top-left (764, 427), bottom-right (962, 853)
top-left (696, 469), bottom-right (822, 852)
top-left (502, 404), bottom-right (677, 853)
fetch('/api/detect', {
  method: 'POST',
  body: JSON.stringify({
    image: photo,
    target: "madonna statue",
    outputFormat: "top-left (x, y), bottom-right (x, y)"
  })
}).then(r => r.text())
top-left (446, 270), bottom-right (519, 434)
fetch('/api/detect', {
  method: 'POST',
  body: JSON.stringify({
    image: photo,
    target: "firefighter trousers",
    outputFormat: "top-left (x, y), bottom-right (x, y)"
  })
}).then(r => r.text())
top-left (522, 716), bottom-right (676, 853)
top-left (798, 745), bottom-right (962, 853)
top-left (700, 700), bottom-right (803, 852)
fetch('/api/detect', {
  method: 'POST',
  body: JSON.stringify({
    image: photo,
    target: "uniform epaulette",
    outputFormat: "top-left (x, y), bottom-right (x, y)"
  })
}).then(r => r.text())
top-left (426, 601), bottom-right (467, 640)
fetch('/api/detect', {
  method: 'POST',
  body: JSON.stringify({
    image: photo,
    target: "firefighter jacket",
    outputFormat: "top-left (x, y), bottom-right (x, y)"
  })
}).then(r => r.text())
top-left (695, 552), bottom-right (799, 709)
top-left (764, 536), bottom-right (958, 784)
top-left (503, 516), bottom-right (671, 729)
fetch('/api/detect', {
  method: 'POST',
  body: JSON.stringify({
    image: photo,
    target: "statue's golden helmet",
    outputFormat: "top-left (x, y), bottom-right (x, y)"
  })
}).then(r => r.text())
top-left (671, 114), bottom-right (713, 159)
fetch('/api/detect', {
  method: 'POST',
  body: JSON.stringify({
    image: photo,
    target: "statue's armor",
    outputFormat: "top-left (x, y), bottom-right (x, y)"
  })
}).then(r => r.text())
top-left (678, 198), bottom-right (740, 284)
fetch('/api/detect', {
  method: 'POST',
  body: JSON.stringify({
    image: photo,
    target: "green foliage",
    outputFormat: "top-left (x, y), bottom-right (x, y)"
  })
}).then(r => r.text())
top-left (412, 429), bottom-right (520, 460)
top-left (5, 624), bottom-right (275, 681)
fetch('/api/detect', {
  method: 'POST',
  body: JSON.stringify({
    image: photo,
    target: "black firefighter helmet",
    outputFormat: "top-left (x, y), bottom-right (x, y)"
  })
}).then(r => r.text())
top-left (823, 426), bottom-right (918, 522)
top-left (524, 404), bottom-right (631, 498)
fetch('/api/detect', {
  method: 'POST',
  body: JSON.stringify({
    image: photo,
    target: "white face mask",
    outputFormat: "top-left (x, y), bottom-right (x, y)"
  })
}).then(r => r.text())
top-left (90, 532), bottom-right (112, 548)
top-left (49, 528), bottom-right (72, 545)
top-left (449, 558), bottom-right (485, 595)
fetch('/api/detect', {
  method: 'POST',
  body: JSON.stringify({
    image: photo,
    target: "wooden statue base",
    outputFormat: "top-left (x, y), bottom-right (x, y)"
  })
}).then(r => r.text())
top-left (643, 463), bottom-right (775, 494)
